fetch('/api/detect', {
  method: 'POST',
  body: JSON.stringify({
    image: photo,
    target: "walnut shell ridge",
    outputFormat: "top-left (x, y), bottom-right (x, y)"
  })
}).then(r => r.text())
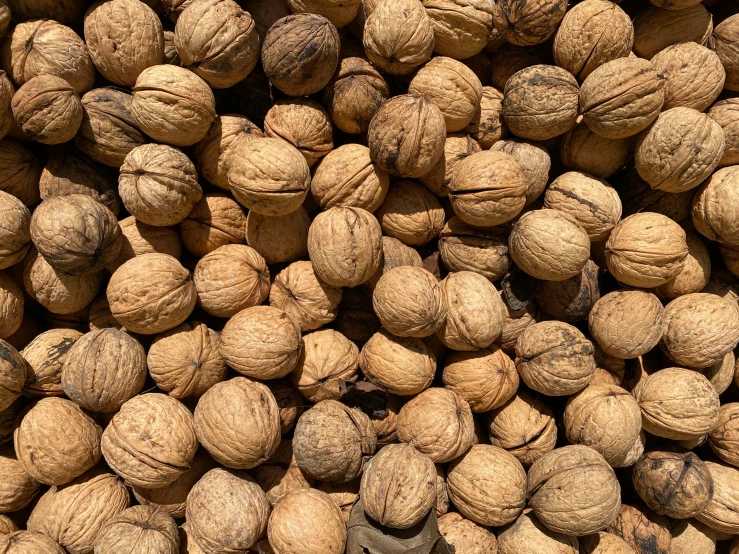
top-left (291, 329), bottom-right (359, 403)
top-left (422, 0), bottom-right (494, 60)
top-left (632, 4), bottom-right (713, 60)
top-left (264, 98), bottom-right (333, 168)
top-left (93, 505), bottom-right (179, 554)
top-left (375, 180), bottom-right (445, 246)
top-left (696, 461), bottom-right (739, 534)
top-left (443, 346), bottom-right (518, 413)
top-left (20, 328), bottom-right (82, 398)
top-left (692, 166), bottom-right (739, 246)
top-left (438, 217), bottom-right (511, 282)
top-left (492, 0), bottom-right (567, 47)
top-left (181, 193), bottom-right (246, 258)
top-left (0, 191), bottom-right (30, 270)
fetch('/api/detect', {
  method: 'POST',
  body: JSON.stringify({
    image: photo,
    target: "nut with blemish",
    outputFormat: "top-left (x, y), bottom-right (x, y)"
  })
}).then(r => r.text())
top-left (535, 259), bottom-right (600, 323)
top-left (180, 193), bottom-right (246, 258)
top-left (375, 180), bottom-right (445, 246)
top-left (0, 443), bottom-right (39, 513)
top-left (492, 0), bottom-right (567, 46)
top-left (464, 86), bottom-right (507, 149)
top-left (492, 140), bottom-right (550, 205)
top-left (0, 191), bottom-right (30, 270)
top-left (0, 531), bottom-right (65, 553)
top-left (253, 440), bottom-right (313, 505)
top-left (93, 505), bottom-right (179, 554)
top-left (709, 98), bottom-right (739, 167)
top-left (292, 330), bottom-right (359, 402)
top-left (655, 231), bottom-right (711, 299)
top-left (265, 98), bottom-right (333, 168)
top-left (107, 216), bottom-right (182, 273)
top-left (438, 217), bottom-right (510, 282)
top-left (11, 75), bottom-right (82, 144)
top-left (498, 510), bottom-right (579, 554)
top-left (437, 512), bottom-right (498, 554)
top-left (421, 0), bottom-right (494, 59)
top-left (693, 166), bottom-right (739, 246)
top-left (246, 207), bottom-right (310, 265)
top-left (696, 461), bottom-right (739, 534)
top-left (606, 504), bottom-right (671, 554)
top-left (560, 120), bottom-right (630, 179)
top-left (21, 328), bottom-right (82, 398)
top-left (421, 134), bottom-right (481, 198)
top-left (632, 4), bottom-right (713, 60)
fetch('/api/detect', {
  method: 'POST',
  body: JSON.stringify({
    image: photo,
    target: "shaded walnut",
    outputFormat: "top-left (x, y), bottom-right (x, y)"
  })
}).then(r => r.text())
top-left (443, 345), bottom-right (517, 412)
top-left (84, 0), bottom-right (164, 87)
top-left (503, 65), bottom-right (579, 141)
top-left (14, 397), bottom-right (101, 485)
top-left (61, 328), bottom-right (146, 413)
top-left (670, 520), bottom-right (716, 554)
top-left (655, 231), bottom-right (711, 299)
top-left (709, 98), bottom-right (739, 167)
top-left (193, 244), bottom-right (269, 318)
top-left (108, 216), bottom-right (182, 273)
top-left (292, 329), bottom-right (359, 402)
top-left (180, 193), bottom-right (246, 258)
top-left (174, 0), bottom-right (259, 88)
top-left (93, 505), bottom-right (179, 554)
top-left (375, 180), bottom-right (445, 246)
top-left (447, 444), bottom-right (526, 526)
top-left (308, 207), bottom-right (382, 288)
top-left (367, 94), bottom-right (445, 178)
top-left (359, 330), bottom-right (436, 396)
top-left (632, 448), bottom-right (714, 518)
top-left (703, 351), bottom-right (735, 396)
top-left (0, 72), bottom-right (12, 141)
top-left (422, 0), bottom-right (494, 59)
top-left (102, 393), bottom-right (198, 488)
top-left (333, 286), bottom-right (382, 347)
top-left (696, 461), bottom-right (739, 535)
top-left (163, 31), bottom-right (180, 66)
top-left (464, 86), bottom-right (507, 149)
top-left (492, 0), bottom-right (566, 46)
top-left (316, 478), bottom-right (360, 524)
top-left (535, 259), bottom-right (600, 323)
top-left (0, 338), bottom-right (26, 413)
top-left (652, 42), bottom-right (724, 111)
top-left (492, 139), bottom-right (550, 205)
top-left (289, 0), bottom-right (361, 27)
top-left (509, 209), bottom-right (590, 281)
top-left (488, 391), bottom-right (556, 466)
top-left (491, 46), bottom-right (542, 91)
top-left (496, 302), bottom-right (538, 354)
top-left (160, 0), bottom-right (198, 22)
top-left (617, 171), bottom-right (693, 223)
top-left (265, 98), bottom-right (333, 168)
top-left (21, 328), bottom-right (82, 397)
top-left (713, 15), bottom-right (739, 92)
top-left (560, 120), bottom-right (629, 179)
top-left (693, 166), bottom-right (739, 245)
top-left (107, 253), bottom-right (196, 334)
top-left (579, 532), bottom-right (636, 554)
top-left (605, 212), bottom-right (689, 288)
top-left (0, 532), bottom-right (64, 553)
top-left (396, 387), bottom-right (474, 463)
top-left (228, 137), bottom-right (310, 216)
top-left (607, 504), bottom-right (671, 554)
top-left (132, 65), bottom-right (216, 147)
top-left (0, 191), bottom-right (30, 270)
top-left (588, 290), bottom-right (664, 360)
top-left (261, 14), bottom-right (340, 96)
top-left (252, 440), bottom-right (312, 505)
top-left (194, 377), bottom-right (280, 469)
top-left (661, 293), bottom-right (739, 368)
top-left (553, 0), bottom-right (633, 81)
top-left (710, 403), bottom-right (739, 467)
top-left (0, 272), bottom-right (21, 339)
top-left (633, 4), bottom-right (713, 60)
top-left (634, 368), bottom-right (720, 441)
top-left (293, 399), bottom-right (377, 482)
top-left (371, 395), bottom-right (404, 447)
top-left (497, 511), bottom-right (579, 554)
top-left (438, 217), bottom-right (510, 282)
top-left (147, 322), bottom-right (226, 399)
top-left (580, 57), bottom-right (664, 139)
top-left (11, 75), bottom-right (82, 144)
top-left (437, 513), bottom-right (497, 554)
top-left (246, 207), bottom-right (309, 265)
top-left (421, 133), bottom-right (481, 198)
top-left (75, 88), bottom-right (147, 168)
top-left (635, 107), bottom-right (724, 193)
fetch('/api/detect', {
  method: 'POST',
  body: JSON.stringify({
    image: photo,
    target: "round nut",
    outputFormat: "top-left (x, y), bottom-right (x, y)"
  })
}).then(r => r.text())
top-left (606, 504), bottom-right (671, 554)
top-left (246, 207), bottom-right (310, 265)
top-left (0, 191), bottom-right (30, 270)
top-left (0, 138), bottom-right (41, 208)
top-left (292, 329), bottom-right (359, 402)
top-left (0, 443), bottom-right (39, 513)
top-left (253, 440), bottom-right (313, 505)
top-left (443, 346), bottom-right (518, 413)
top-left (11, 75), bottom-right (82, 144)
top-left (422, 0), bottom-right (494, 59)
top-left (710, 403), bottom-right (739, 468)
top-left (670, 520), bottom-right (717, 554)
top-left (438, 512), bottom-right (497, 554)
top-left (492, 139), bottom-right (551, 205)
top-left (560, 119), bottom-right (630, 179)
top-left (655, 231), bottom-right (711, 299)
top-left (365, 236), bottom-right (422, 290)
top-left (93, 505), bottom-right (179, 554)
top-left (492, 0), bottom-right (567, 46)
top-left (0, 531), bottom-right (65, 553)
top-left (181, 193), bottom-right (246, 258)
top-left (264, 98), bottom-right (333, 168)
top-left (709, 98), bottom-right (739, 167)
top-left (713, 14), bottom-right (739, 92)
top-left (696, 461), bottom-right (739, 534)
top-left (375, 180), bottom-right (445, 246)
top-left (0, 272), bottom-right (22, 340)
top-left (497, 511), bottom-right (579, 554)
top-left (438, 217), bottom-right (510, 282)
top-left (579, 532), bottom-right (640, 554)
top-left (535, 259), bottom-right (600, 323)
top-left (421, 133), bottom-right (481, 198)
top-left (633, 4), bottom-right (713, 60)
top-left (288, 0), bottom-right (361, 27)
top-left (693, 166), bottom-right (739, 246)
top-left (464, 86), bottom-right (507, 149)
top-left (20, 328), bottom-right (83, 398)
top-left (107, 216), bottom-right (182, 273)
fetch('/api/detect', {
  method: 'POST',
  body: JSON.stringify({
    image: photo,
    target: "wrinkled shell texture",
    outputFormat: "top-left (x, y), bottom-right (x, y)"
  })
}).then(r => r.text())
top-left (438, 217), bottom-right (510, 281)
top-left (535, 259), bottom-right (600, 323)
top-left (560, 120), bottom-right (630, 179)
top-left (696, 461), bottom-right (739, 534)
top-left (438, 512), bottom-right (498, 554)
top-left (21, 328), bottom-right (83, 397)
top-left (181, 193), bottom-right (246, 258)
top-left (265, 98), bottom-right (333, 168)
top-left (421, 133), bottom-right (481, 198)
top-left (711, 403), bottom-right (739, 467)
top-left (0, 443), bottom-right (40, 513)
top-left (443, 346), bottom-right (518, 412)
top-left (492, 139), bottom-right (550, 204)
top-left (421, 0), bottom-right (493, 59)
top-left (497, 511), bottom-right (579, 553)
top-left (365, 235), bottom-right (423, 289)
top-left (606, 504), bottom-right (671, 554)
top-left (693, 166), bottom-right (739, 246)
top-left (465, 86), bottom-right (507, 149)
top-left (710, 99), bottom-right (739, 167)
top-left (93, 505), bottom-right (179, 554)
top-left (655, 231), bottom-right (711, 299)
top-left (375, 180), bottom-right (445, 246)
top-left (246, 207), bottom-right (310, 265)
top-left (0, 191), bottom-right (31, 270)
top-left (0, 531), bottom-right (66, 553)
top-left (253, 440), bottom-right (312, 505)
top-left (633, 4), bottom-right (713, 60)
top-left (292, 329), bottom-right (358, 402)
top-left (492, 0), bottom-right (567, 46)
top-left (108, 216), bottom-right (182, 272)
top-left (0, 273), bottom-right (22, 340)
top-left (714, 15), bottom-right (739, 92)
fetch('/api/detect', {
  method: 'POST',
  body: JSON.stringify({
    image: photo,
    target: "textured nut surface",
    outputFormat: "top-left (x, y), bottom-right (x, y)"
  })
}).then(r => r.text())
top-left (560, 120), bottom-right (629, 179)
top-left (253, 439), bottom-right (312, 505)
top-left (0, 531), bottom-right (65, 553)
top-left (669, 520), bottom-right (716, 554)
top-left (421, 133), bottom-right (481, 198)
top-left (497, 511), bottom-right (579, 553)
top-left (438, 217), bottom-right (510, 282)
top-left (108, 216), bottom-right (182, 273)
top-left (535, 259), bottom-right (599, 323)
top-left (437, 512), bottom-right (497, 554)
top-left (633, 4), bottom-right (713, 60)
top-left (265, 98), bottom-right (333, 168)
top-left (375, 180), bottom-right (445, 246)
top-left (181, 193), bottom-right (246, 258)
top-left (0, 443), bottom-right (40, 513)
top-left (492, 0), bottom-right (567, 47)
top-left (0, 138), bottom-right (41, 208)
top-left (292, 329), bottom-right (359, 402)
top-left (693, 166), bottom-right (739, 246)
top-left (652, 42), bottom-right (724, 111)
top-left (709, 98), bottom-right (739, 167)
top-left (421, 0), bottom-right (493, 59)
top-left (0, 191), bottom-right (30, 270)
top-left (464, 86), bottom-right (507, 149)
top-left (713, 14), bottom-right (739, 92)
top-left (492, 139), bottom-right (550, 205)
top-left (606, 504), bottom-right (671, 554)
top-left (93, 505), bottom-right (179, 554)
top-left (579, 532), bottom-right (637, 554)
top-left (21, 328), bottom-right (82, 397)
top-left (696, 461), bottom-right (739, 534)
top-left (289, 0), bottom-right (361, 27)
top-left (655, 231), bottom-right (711, 299)
top-left (246, 207), bottom-right (309, 265)
top-left (0, 272), bottom-right (22, 340)
top-left (710, 403), bottom-right (739, 467)
top-left (365, 236), bottom-right (423, 290)
top-left (11, 75), bottom-right (82, 144)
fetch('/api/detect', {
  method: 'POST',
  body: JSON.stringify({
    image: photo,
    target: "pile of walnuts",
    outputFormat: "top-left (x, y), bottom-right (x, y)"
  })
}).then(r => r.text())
top-left (2, 0), bottom-right (739, 553)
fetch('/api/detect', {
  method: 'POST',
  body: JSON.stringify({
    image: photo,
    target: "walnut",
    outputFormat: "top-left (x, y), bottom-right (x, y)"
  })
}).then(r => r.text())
top-left (292, 329), bottom-right (359, 402)
top-left (253, 439), bottom-right (313, 505)
top-left (421, 0), bottom-right (493, 59)
top-left (0, 141), bottom-right (40, 206)
top-left (579, 532), bottom-right (639, 554)
top-left (669, 520), bottom-right (717, 554)
top-left (491, 139), bottom-right (551, 205)
top-left (11, 75), bottom-right (82, 144)
top-left (264, 98), bottom-right (333, 168)
top-left (713, 15), bottom-right (739, 92)
top-left (93, 505), bottom-right (179, 554)
top-left (246, 207), bottom-right (310, 265)
top-left (703, 351), bottom-right (735, 396)
top-left (498, 511), bottom-right (579, 554)
top-left (560, 119), bottom-right (629, 179)
top-left (0, 531), bottom-right (65, 553)
top-left (633, 4), bottom-right (713, 60)
top-left (163, 31), bottom-right (180, 66)
top-left (438, 217), bottom-right (509, 281)
top-left (180, 193), bottom-right (246, 258)
top-left (0, 192), bottom-right (30, 270)
top-left (20, 328), bottom-right (82, 398)
top-left (0, 272), bottom-right (21, 340)
top-left (289, 0), bottom-right (361, 27)
top-left (709, 98), bottom-right (739, 167)
top-left (359, 330), bottom-right (435, 396)
top-left (464, 86), bottom-right (508, 149)
top-left (107, 216), bottom-right (182, 273)
top-left (696, 461), bottom-right (739, 534)
top-left (490, 46), bottom-right (541, 90)
top-left (375, 180), bottom-right (445, 246)
top-left (655, 231), bottom-right (711, 299)
top-left (607, 504), bottom-right (671, 554)
top-left (492, 0), bottom-right (567, 46)
top-left (535, 260), bottom-right (600, 323)
top-left (693, 166), bottom-right (739, 245)
top-left (268, 383), bottom-right (305, 436)
top-left (0, 444), bottom-right (36, 513)
top-left (420, 134), bottom-right (480, 198)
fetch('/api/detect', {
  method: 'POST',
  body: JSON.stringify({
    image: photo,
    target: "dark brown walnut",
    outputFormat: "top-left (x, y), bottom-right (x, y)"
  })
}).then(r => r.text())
top-left (174, 0), bottom-right (259, 89)
top-left (180, 193), bottom-right (246, 258)
top-left (262, 14), bottom-right (340, 96)
top-left (246, 207), bottom-right (310, 265)
top-left (503, 65), bottom-right (579, 141)
top-left (633, 4), bottom-right (713, 60)
top-left (421, 0), bottom-right (494, 59)
top-left (491, 139), bottom-right (550, 205)
top-left (560, 119), bottom-right (629, 179)
top-left (106, 253), bottom-right (197, 334)
top-left (147, 322), bottom-right (226, 400)
top-left (375, 180), bottom-right (445, 246)
top-left (75, 88), bottom-right (147, 168)
top-left (632, 448), bottom-right (714, 519)
top-left (323, 43), bottom-right (389, 135)
top-left (11, 75), bottom-right (82, 145)
top-left (367, 94), bottom-right (446, 178)
top-left (30, 194), bottom-right (121, 275)
top-left (289, 0), bottom-right (361, 28)
top-left (655, 231), bottom-right (711, 299)
top-left (464, 86), bottom-right (507, 149)
top-left (438, 217), bottom-right (510, 281)
top-left (0, 338), bottom-right (26, 411)
top-left (443, 345), bottom-right (517, 412)
top-left (23, 248), bottom-right (102, 315)
top-left (293, 399), bottom-right (377, 482)
top-left (635, 108), bottom-right (724, 193)
top-left (693, 166), bottom-right (739, 245)
top-left (102, 393), bottom-right (198, 488)
top-left (713, 15), bottom-right (739, 92)
top-left (84, 0), bottom-right (164, 87)
top-left (93, 505), bottom-right (178, 554)
top-left (553, 0), bottom-right (633, 81)
top-left (7, 0), bottom-right (83, 25)
top-left (292, 329), bottom-right (359, 402)
top-left (709, 98), bottom-right (739, 167)
top-left (536, 259), bottom-right (600, 323)
top-left (21, 328), bottom-right (82, 397)
top-left (492, 0), bottom-right (567, 46)
top-left (607, 504), bottom-right (671, 554)
top-left (497, 511), bottom-right (579, 553)
top-left (420, 134), bottom-right (481, 198)
top-left (132, 65), bottom-right (216, 147)
top-left (711, 403), bottom-right (739, 467)
top-left (0, 531), bottom-right (66, 553)
top-left (0, 273), bottom-right (22, 340)
top-left (107, 216), bottom-right (182, 273)
top-left (264, 98), bottom-right (333, 168)
top-left (194, 377), bottom-right (280, 469)
top-left (491, 46), bottom-right (542, 91)
top-left (618, 170), bottom-right (693, 222)
top-left (0, 192), bottom-right (30, 270)
top-left (269, 383), bottom-right (305, 435)
top-left (253, 440), bottom-right (313, 505)
top-left (0, 20), bottom-right (94, 95)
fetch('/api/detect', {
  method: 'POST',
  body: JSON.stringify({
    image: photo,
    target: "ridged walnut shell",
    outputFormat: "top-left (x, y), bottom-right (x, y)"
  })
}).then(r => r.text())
top-left (464, 86), bottom-right (507, 149)
top-left (618, 169), bottom-right (694, 223)
top-left (107, 216), bottom-right (182, 273)
top-left (606, 504), bottom-right (671, 554)
top-left (0, 272), bottom-right (21, 340)
top-left (437, 512), bottom-right (498, 554)
top-left (655, 231), bottom-right (711, 299)
top-left (710, 403), bottom-right (739, 468)
top-left (21, 328), bottom-right (82, 397)
top-left (194, 377), bottom-right (280, 469)
top-left (422, 0), bottom-right (494, 60)
top-left (375, 180), bottom-right (445, 246)
top-left (292, 329), bottom-right (358, 402)
top-left (713, 15), bottom-right (739, 92)
top-left (289, 0), bottom-right (361, 27)
top-left (492, 0), bottom-right (567, 47)
top-left (0, 443), bottom-right (39, 513)
top-left (696, 461), bottom-right (739, 534)
top-left (11, 75), bottom-right (82, 144)
top-left (633, 4), bottom-right (713, 60)
top-left (180, 193), bottom-right (246, 258)
top-left (693, 166), bottom-right (739, 246)
top-left (0, 191), bottom-right (30, 270)
top-left (246, 207), bottom-right (309, 265)
top-left (443, 345), bottom-right (517, 413)
top-left (0, 140), bottom-right (37, 208)
top-left (438, 217), bottom-right (510, 282)
top-left (93, 505), bottom-right (179, 554)
top-left (492, 139), bottom-right (550, 205)
top-left (268, 384), bottom-right (304, 436)
top-left (253, 439), bottom-right (312, 505)
top-left (491, 46), bottom-right (541, 90)
top-left (535, 259), bottom-right (600, 323)
top-left (421, 133), bottom-right (481, 198)
top-left (0, 531), bottom-right (65, 553)
top-left (580, 532), bottom-right (639, 554)
top-left (670, 520), bottom-right (717, 554)
top-left (560, 119), bottom-right (629, 179)
top-left (497, 511), bottom-right (579, 554)
top-left (709, 99), bottom-right (739, 167)
top-left (264, 98), bottom-right (333, 168)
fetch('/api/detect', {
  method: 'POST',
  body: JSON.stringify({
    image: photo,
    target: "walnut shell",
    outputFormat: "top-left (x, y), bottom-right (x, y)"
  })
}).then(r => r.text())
top-left (27, 469), bottom-right (129, 554)
top-left (437, 512), bottom-right (497, 554)
top-left (670, 520), bottom-right (716, 554)
top-left (84, 0), bottom-right (164, 87)
top-left (14, 397), bottom-right (102, 485)
top-left (661, 293), bottom-right (739, 368)
top-left (560, 119), bottom-right (629, 179)
top-left (75, 88), bottom-right (147, 168)
top-left (579, 532), bottom-right (639, 554)
top-left (634, 367), bottom-right (720, 440)
top-left (535, 259), bottom-right (599, 323)
top-left (93, 505), bottom-right (179, 554)
top-left (702, 350), bottom-right (735, 396)
top-left (438, 217), bottom-right (510, 281)
top-left (618, 170), bottom-right (694, 224)
top-left (102, 393), bottom-right (197, 488)
top-left (635, 107), bottom-right (724, 193)
top-left (367, 94), bottom-right (446, 178)
top-left (359, 330), bottom-right (435, 396)
top-left (464, 86), bottom-right (507, 149)
top-left (252, 439), bottom-right (312, 505)
top-left (11, 75), bottom-right (82, 144)
top-left (488, 391), bottom-right (556, 466)
top-left (39, 153), bottom-right (119, 215)
top-left (163, 31), bottom-right (180, 66)
top-left (495, 302), bottom-right (538, 354)
top-left (160, 0), bottom-right (197, 22)
top-left (492, 0), bottom-right (566, 46)
top-left (497, 511), bottom-right (579, 554)
top-left (553, 0), bottom-right (633, 81)
top-left (262, 14), bottom-right (340, 96)
top-left (186, 467), bottom-right (270, 553)
top-left (605, 212), bottom-right (689, 288)
top-left (696, 461), bottom-right (739, 534)
top-left (713, 15), bottom-right (739, 92)
top-left (311, 143), bottom-right (389, 212)
top-left (173, 0), bottom-right (259, 88)
top-left (396, 387), bottom-right (474, 463)
top-left (246, 207), bottom-right (309, 265)
top-left (607, 504), bottom-right (671, 554)
top-left (264, 98), bottom-right (333, 168)
top-left (308, 207), bottom-right (382, 288)
top-left (421, 0), bottom-right (494, 60)
top-left (588, 290), bottom-right (664, 360)
top-left (293, 399), bottom-right (377, 482)
top-left (1, 20), bottom-right (93, 95)
top-left (20, 328), bottom-right (82, 398)
top-left (193, 114), bottom-right (263, 190)
top-left (693, 166), bottom-right (739, 246)
top-left (655, 231), bottom-right (711, 299)
top-left (509, 209), bottom-right (591, 282)
top-left (516, 320), bottom-right (595, 397)
top-left (709, 98), bottom-right (739, 167)
top-left (491, 139), bottom-right (550, 205)
top-left (0, 272), bottom-right (21, 340)
top-left (107, 253), bottom-right (196, 335)
top-left (363, 0), bottom-right (434, 75)
top-left (0, 531), bottom-right (65, 553)
top-left (490, 46), bottom-right (541, 90)
top-left (370, 394), bottom-right (404, 448)
top-left (289, 0), bottom-right (361, 27)
top-left (420, 134), bottom-right (481, 198)
top-left (375, 180), bottom-right (445, 246)
top-left (132, 65), bottom-right (216, 147)
top-left (180, 193), bottom-right (246, 258)
top-left (292, 329), bottom-right (358, 402)
top-left (107, 216), bottom-right (182, 273)
top-left (220, 305), bottom-right (302, 379)
top-left (447, 444), bottom-right (526, 526)
top-left (267, 488), bottom-right (347, 554)
top-left (366, 239), bottom-right (422, 293)
top-left (503, 65), bottom-right (579, 141)
top-left (316, 477), bottom-right (360, 524)
top-left (194, 377), bottom-right (280, 469)
top-left (0, 443), bottom-right (39, 512)
top-left (528, 445), bottom-right (621, 536)
top-left (0, 191), bottom-right (30, 270)
top-left (710, 403), bottom-right (739, 467)
top-left (633, 4), bottom-right (713, 60)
